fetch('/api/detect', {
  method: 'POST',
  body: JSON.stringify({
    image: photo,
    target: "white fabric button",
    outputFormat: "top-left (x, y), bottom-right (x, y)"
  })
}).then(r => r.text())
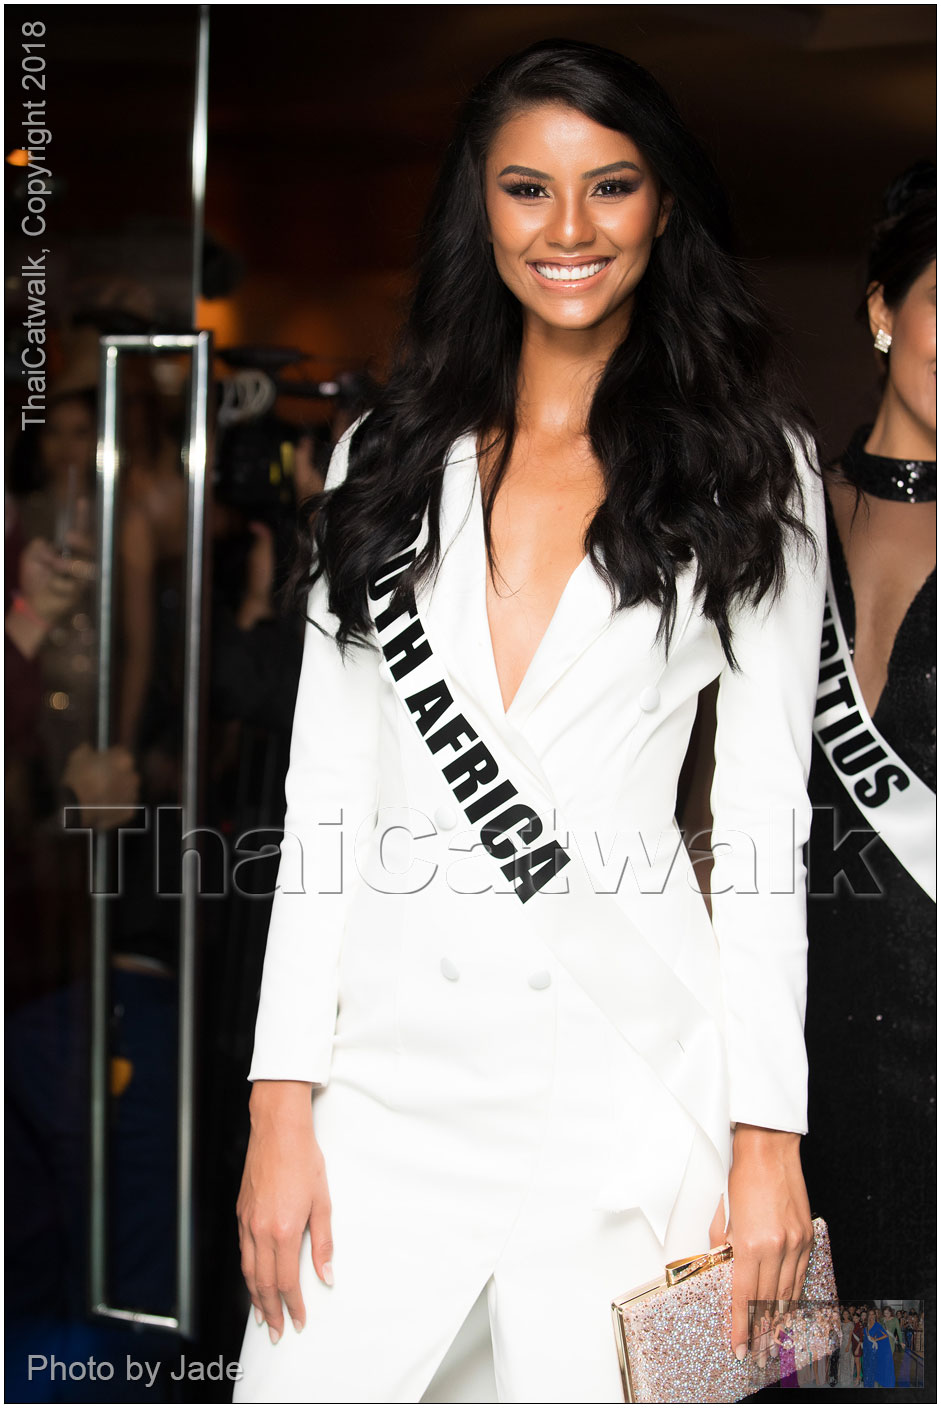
top-left (435, 804), bottom-right (459, 831)
top-left (527, 970), bottom-right (551, 991)
top-left (440, 957), bottom-right (460, 982)
top-left (639, 685), bottom-right (660, 712)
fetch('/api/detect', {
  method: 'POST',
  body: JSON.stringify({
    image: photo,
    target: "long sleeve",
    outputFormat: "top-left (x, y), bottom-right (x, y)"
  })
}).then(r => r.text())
top-left (708, 432), bottom-right (827, 1133)
top-left (247, 429), bottom-right (382, 1083)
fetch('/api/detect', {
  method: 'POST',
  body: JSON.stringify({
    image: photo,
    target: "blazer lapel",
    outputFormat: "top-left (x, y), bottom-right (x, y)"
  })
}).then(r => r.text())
top-left (507, 547), bottom-right (699, 733)
top-left (505, 555), bottom-right (618, 726)
top-left (414, 433), bottom-right (498, 716)
top-left (415, 433), bottom-right (699, 739)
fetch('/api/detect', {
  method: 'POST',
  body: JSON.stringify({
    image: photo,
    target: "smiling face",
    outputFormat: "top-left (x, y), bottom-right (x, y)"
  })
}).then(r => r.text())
top-left (484, 102), bottom-right (671, 343)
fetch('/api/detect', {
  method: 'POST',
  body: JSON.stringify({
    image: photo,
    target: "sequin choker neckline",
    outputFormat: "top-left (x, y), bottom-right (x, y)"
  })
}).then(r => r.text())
top-left (841, 425), bottom-right (936, 503)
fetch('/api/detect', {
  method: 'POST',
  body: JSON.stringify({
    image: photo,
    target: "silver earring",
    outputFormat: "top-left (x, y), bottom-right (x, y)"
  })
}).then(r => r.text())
top-left (874, 328), bottom-right (892, 354)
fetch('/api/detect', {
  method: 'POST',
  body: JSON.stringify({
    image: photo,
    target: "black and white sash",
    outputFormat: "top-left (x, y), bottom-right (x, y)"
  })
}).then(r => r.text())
top-left (814, 570), bottom-right (936, 901)
top-left (365, 536), bottom-right (730, 1222)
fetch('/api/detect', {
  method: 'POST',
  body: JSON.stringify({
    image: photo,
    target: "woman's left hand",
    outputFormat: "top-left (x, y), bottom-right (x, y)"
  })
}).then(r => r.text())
top-left (724, 1123), bottom-right (813, 1361)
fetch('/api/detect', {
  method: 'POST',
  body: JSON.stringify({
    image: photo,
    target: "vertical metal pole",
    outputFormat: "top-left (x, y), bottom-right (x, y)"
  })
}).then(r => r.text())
top-left (190, 6), bottom-right (210, 321)
top-left (88, 333), bottom-right (212, 1334)
top-left (176, 329), bottom-right (213, 1337)
top-left (88, 342), bottom-right (121, 1314)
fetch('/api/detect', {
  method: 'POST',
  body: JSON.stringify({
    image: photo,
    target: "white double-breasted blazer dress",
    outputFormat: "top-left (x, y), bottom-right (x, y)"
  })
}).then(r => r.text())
top-left (234, 426), bottom-right (827, 1403)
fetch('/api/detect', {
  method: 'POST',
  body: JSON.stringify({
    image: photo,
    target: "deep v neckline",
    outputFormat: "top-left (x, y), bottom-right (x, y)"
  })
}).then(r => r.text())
top-left (469, 448), bottom-right (589, 719)
top-left (825, 489), bottom-right (937, 723)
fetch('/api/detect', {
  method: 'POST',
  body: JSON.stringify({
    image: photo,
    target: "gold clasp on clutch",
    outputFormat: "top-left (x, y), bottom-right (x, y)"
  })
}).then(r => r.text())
top-left (664, 1243), bottom-right (733, 1286)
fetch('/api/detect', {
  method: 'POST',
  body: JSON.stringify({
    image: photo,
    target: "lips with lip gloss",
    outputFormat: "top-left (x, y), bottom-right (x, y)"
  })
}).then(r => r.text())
top-left (528, 258), bottom-right (613, 289)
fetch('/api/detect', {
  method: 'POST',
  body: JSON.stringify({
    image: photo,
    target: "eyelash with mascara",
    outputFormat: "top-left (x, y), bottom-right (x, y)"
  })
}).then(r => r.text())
top-left (502, 178), bottom-right (640, 200)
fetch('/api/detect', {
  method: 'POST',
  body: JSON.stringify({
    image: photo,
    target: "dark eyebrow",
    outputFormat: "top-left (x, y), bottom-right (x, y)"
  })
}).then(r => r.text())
top-left (497, 164), bottom-right (552, 179)
top-left (496, 160), bottom-right (642, 180)
top-left (582, 160), bottom-right (642, 179)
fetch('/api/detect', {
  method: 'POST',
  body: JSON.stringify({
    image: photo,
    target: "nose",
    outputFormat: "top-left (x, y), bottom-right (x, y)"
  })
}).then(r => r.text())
top-left (544, 189), bottom-right (596, 251)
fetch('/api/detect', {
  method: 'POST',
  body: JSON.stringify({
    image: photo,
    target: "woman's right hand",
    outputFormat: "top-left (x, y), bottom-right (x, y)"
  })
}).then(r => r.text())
top-left (237, 1079), bottom-right (334, 1343)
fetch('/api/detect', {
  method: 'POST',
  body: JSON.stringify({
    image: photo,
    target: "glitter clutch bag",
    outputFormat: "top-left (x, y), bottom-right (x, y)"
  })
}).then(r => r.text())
top-left (611, 1217), bottom-right (836, 1403)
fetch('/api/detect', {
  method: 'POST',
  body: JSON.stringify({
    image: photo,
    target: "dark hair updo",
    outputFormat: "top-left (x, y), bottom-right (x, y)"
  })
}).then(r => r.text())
top-left (865, 160), bottom-right (936, 310)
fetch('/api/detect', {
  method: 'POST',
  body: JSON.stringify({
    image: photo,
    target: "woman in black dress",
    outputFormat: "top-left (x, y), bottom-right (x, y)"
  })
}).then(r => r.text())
top-left (802, 162), bottom-right (935, 1303)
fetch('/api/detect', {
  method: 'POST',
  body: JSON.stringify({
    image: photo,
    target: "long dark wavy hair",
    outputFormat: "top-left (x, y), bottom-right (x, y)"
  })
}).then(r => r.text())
top-left (296, 39), bottom-right (816, 664)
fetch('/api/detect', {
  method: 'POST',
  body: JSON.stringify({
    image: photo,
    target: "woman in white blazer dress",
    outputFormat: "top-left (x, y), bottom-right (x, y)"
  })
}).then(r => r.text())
top-left (234, 40), bottom-right (824, 1404)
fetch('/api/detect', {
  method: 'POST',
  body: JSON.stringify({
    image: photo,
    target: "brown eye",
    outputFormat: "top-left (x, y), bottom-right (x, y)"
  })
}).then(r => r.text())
top-left (503, 181), bottom-right (546, 200)
top-left (593, 179), bottom-right (639, 198)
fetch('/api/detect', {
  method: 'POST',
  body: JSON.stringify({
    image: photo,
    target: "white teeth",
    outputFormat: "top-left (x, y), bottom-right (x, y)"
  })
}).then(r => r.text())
top-left (533, 260), bottom-right (609, 282)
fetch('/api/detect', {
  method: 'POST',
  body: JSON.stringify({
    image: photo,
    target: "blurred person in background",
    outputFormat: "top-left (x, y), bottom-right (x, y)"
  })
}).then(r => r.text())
top-left (6, 350), bottom-right (192, 1329)
top-left (882, 1303), bottom-right (905, 1379)
top-left (837, 1307), bottom-right (855, 1386)
top-left (210, 418), bottom-right (330, 741)
top-left (5, 486), bottom-right (139, 1006)
top-left (825, 1305), bottom-right (842, 1386)
top-left (863, 1307), bottom-right (895, 1388)
top-left (9, 391), bottom-right (99, 786)
top-left (113, 357), bottom-right (188, 770)
top-left (801, 162), bottom-right (935, 1306)
top-left (774, 1311), bottom-right (799, 1389)
top-left (7, 366), bottom-right (188, 786)
top-left (852, 1306), bottom-right (865, 1383)
top-left (5, 504), bottom-right (140, 1329)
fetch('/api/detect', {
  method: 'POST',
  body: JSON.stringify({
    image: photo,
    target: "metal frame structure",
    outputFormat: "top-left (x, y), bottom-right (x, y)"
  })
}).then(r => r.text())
top-left (89, 327), bottom-right (213, 1336)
